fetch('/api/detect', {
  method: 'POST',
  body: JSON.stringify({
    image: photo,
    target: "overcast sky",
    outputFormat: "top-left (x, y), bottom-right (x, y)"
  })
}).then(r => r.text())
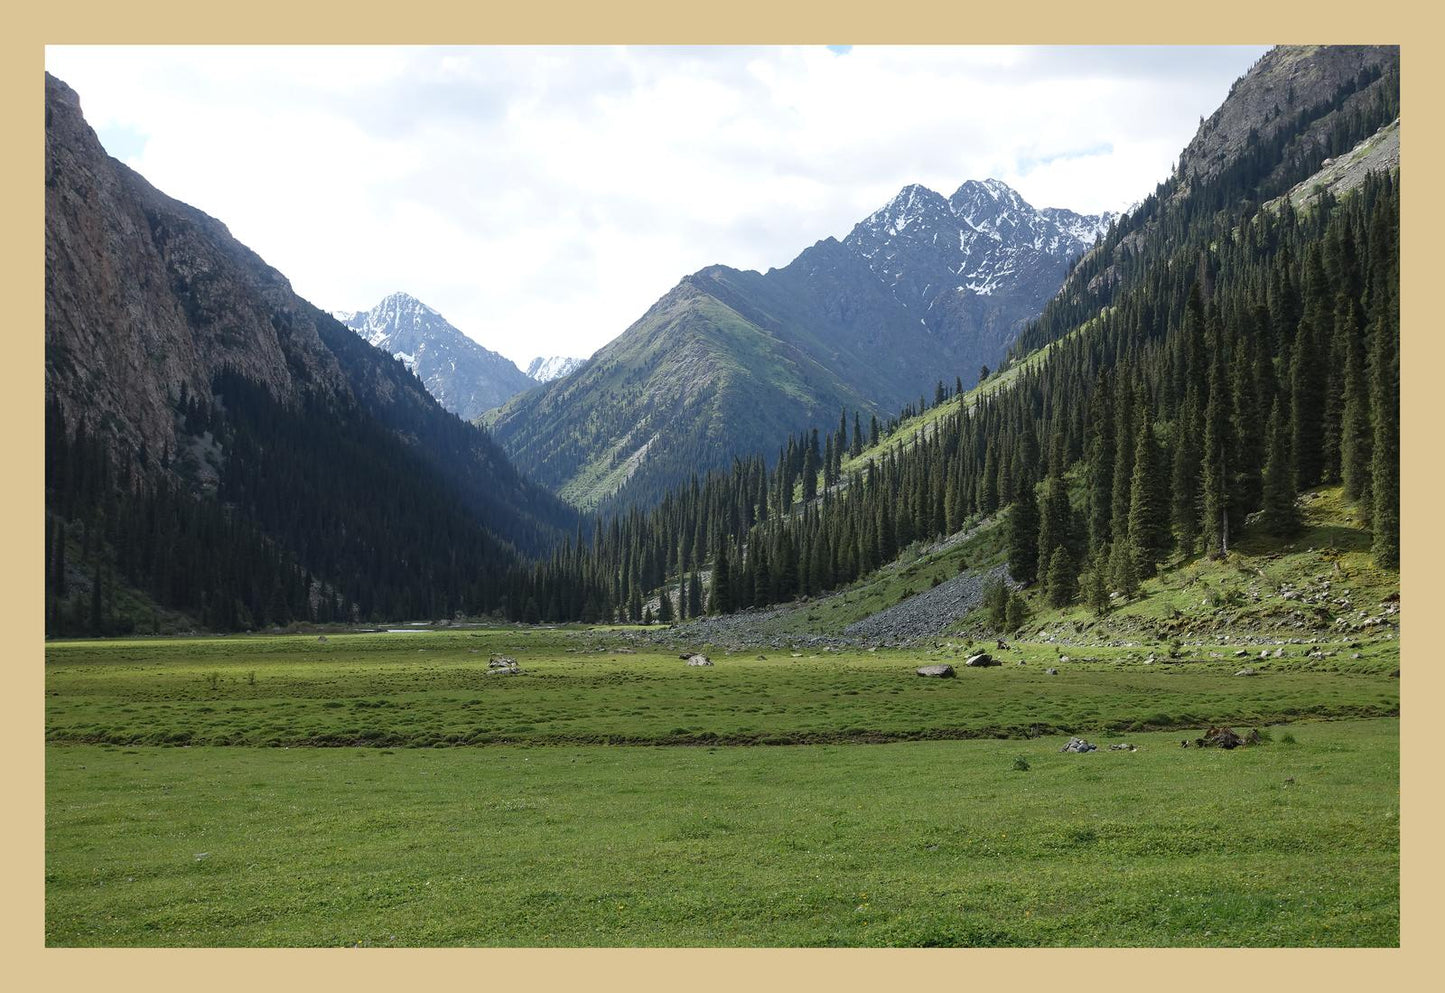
top-left (45, 45), bottom-right (1268, 367)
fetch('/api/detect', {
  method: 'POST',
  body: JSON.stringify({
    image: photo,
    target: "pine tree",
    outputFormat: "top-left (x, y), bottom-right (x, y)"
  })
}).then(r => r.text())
top-left (1085, 375), bottom-right (1115, 550)
top-left (1036, 474), bottom-right (1071, 585)
top-left (1170, 384), bottom-right (1202, 554)
top-left (984, 577), bottom-right (1009, 631)
top-left (1007, 475), bottom-right (1041, 586)
top-left (1046, 546), bottom-right (1077, 608)
top-left (709, 542), bottom-right (732, 614)
top-left (1108, 538), bottom-right (1139, 600)
top-left (1004, 592), bottom-right (1027, 634)
top-left (1338, 302), bottom-right (1372, 507)
top-left (1259, 399), bottom-right (1299, 536)
top-left (687, 571), bottom-right (704, 617)
top-left (1200, 319), bottom-right (1232, 558)
top-left (1369, 310), bottom-right (1399, 567)
top-left (1290, 316), bottom-right (1327, 490)
top-left (1084, 549), bottom-right (1111, 615)
top-left (1128, 415), bottom-right (1169, 578)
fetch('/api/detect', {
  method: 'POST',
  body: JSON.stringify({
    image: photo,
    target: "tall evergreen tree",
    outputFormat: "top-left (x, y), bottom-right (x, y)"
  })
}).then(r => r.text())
top-left (1007, 474), bottom-right (1041, 586)
top-left (1128, 414), bottom-right (1170, 578)
top-left (1259, 399), bottom-right (1300, 536)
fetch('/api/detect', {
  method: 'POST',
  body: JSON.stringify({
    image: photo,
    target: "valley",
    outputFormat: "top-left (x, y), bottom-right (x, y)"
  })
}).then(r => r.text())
top-left (41, 43), bottom-right (1403, 949)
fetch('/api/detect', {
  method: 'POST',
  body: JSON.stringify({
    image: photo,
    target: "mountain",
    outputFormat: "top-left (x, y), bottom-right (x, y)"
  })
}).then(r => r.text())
top-left (489, 179), bottom-right (1114, 512)
top-left (334, 293), bottom-right (534, 421)
top-left (526, 355), bottom-right (586, 382)
top-left (1014, 44), bottom-right (1399, 356)
top-left (494, 44), bottom-right (1399, 630)
top-left (44, 73), bottom-right (574, 633)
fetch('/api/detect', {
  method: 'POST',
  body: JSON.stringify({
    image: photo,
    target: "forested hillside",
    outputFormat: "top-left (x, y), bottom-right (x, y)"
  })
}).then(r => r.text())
top-left (44, 73), bottom-right (576, 635)
top-left (503, 45), bottom-right (1399, 626)
top-left (489, 179), bottom-right (1113, 514)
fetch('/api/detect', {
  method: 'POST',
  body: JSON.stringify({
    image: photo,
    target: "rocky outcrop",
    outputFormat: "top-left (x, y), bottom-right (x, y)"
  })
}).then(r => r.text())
top-left (46, 72), bottom-right (347, 469)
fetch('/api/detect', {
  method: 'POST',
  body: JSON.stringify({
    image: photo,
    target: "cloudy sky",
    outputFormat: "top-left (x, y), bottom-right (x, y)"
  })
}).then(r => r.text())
top-left (45, 45), bottom-right (1268, 367)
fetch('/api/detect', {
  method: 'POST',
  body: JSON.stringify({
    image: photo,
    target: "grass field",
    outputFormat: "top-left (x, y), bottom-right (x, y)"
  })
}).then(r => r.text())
top-left (44, 621), bottom-right (1399, 947)
top-left (45, 629), bottom-right (1398, 747)
top-left (46, 719), bottom-right (1398, 946)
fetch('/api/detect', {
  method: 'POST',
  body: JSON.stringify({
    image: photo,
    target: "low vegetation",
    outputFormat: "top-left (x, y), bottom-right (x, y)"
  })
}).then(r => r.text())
top-left (46, 719), bottom-right (1398, 946)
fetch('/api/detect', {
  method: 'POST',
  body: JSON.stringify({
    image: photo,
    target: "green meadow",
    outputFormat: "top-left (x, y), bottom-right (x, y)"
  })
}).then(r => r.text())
top-left (45, 628), bottom-right (1399, 946)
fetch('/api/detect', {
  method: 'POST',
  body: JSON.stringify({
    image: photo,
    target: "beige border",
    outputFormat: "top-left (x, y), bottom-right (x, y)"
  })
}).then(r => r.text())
top-left (7, 2), bottom-right (1438, 988)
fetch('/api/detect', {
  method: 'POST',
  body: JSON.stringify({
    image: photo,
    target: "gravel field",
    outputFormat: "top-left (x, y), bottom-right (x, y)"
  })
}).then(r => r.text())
top-left (841, 563), bottom-right (1012, 643)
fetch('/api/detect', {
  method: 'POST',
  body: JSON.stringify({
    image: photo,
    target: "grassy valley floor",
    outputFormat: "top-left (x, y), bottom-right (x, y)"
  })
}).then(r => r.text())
top-left (45, 626), bottom-right (1398, 946)
top-left (47, 720), bottom-right (1397, 946)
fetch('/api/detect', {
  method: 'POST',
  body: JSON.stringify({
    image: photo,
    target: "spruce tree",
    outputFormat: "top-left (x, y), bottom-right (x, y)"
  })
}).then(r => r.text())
top-left (1084, 549), bottom-right (1111, 615)
top-left (1109, 539), bottom-right (1139, 601)
top-left (1128, 415), bottom-right (1169, 578)
top-left (1200, 322), bottom-right (1232, 558)
top-left (1259, 399), bottom-right (1300, 536)
top-left (1369, 312), bottom-right (1399, 567)
top-left (709, 542), bottom-right (732, 614)
top-left (1290, 316), bottom-right (1327, 490)
top-left (1007, 475), bottom-right (1041, 586)
top-left (1005, 591), bottom-right (1027, 634)
top-left (1338, 302), bottom-right (1372, 507)
top-left (1170, 384), bottom-right (1202, 554)
top-left (1046, 546), bottom-right (1077, 608)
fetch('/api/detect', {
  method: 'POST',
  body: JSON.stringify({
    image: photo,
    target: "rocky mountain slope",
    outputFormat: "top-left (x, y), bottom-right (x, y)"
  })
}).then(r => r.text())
top-left (45, 72), bottom-right (575, 629)
top-left (334, 292), bottom-right (534, 421)
top-left (490, 179), bottom-right (1113, 513)
top-left (526, 355), bottom-right (585, 382)
top-left (1013, 45), bottom-right (1398, 355)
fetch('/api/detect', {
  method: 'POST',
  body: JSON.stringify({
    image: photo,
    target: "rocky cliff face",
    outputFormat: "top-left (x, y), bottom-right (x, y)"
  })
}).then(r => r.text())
top-left (46, 72), bottom-right (347, 468)
top-left (45, 71), bottom-right (573, 557)
top-left (1176, 45), bottom-right (1398, 192)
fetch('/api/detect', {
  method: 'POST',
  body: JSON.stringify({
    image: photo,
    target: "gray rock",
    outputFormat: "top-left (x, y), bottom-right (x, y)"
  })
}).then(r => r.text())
top-left (1235, 667), bottom-right (1257, 676)
top-left (964, 652), bottom-right (999, 668)
top-left (1045, 667), bottom-right (1059, 675)
top-left (686, 654), bottom-right (714, 667)
top-left (1060, 737), bottom-right (1097, 753)
top-left (915, 664), bottom-right (956, 678)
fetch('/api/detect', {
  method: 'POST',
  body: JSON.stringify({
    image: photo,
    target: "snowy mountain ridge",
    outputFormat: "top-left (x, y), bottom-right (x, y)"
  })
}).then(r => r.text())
top-left (336, 292), bottom-right (534, 421)
top-left (526, 355), bottom-right (585, 382)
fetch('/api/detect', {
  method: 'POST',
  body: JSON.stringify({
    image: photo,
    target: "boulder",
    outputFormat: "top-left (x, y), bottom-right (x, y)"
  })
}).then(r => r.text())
top-left (686, 654), bottom-right (714, 667)
top-left (1108, 743), bottom-right (1137, 751)
top-left (964, 653), bottom-right (999, 668)
top-left (1235, 667), bottom-right (1257, 677)
top-left (916, 664), bottom-right (956, 678)
top-left (1060, 736), bottom-right (1097, 753)
top-left (1045, 667), bottom-right (1059, 675)
top-left (1199, 726), bottom-right (1244, 749)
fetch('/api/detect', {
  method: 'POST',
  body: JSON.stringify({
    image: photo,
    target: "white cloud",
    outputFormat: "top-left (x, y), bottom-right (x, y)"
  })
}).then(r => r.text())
top-left (44, 45), bottom-right (1268, 366)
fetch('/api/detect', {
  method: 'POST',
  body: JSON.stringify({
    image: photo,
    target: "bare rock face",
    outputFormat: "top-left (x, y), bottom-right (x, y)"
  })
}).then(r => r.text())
top-left (45, 73), bottom-right (347, 470)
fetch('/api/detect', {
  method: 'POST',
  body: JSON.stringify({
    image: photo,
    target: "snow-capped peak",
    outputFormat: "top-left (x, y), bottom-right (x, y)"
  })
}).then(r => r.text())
top-left (527, 355), bottom-right (585, 382)
top-left (842, 177), bottom-right (1118, 312)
